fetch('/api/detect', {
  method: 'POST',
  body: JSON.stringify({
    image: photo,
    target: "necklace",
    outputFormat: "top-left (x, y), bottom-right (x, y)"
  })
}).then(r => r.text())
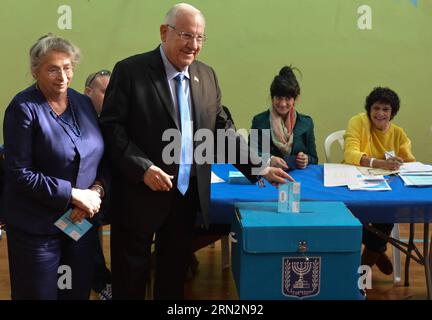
top-left (35, 83), bottom-right (81, 137)
top-left (56, 100), bottom-right (81, 137)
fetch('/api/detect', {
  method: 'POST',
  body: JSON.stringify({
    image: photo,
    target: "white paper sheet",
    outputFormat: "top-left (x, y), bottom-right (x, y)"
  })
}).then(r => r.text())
top-left (399, 173), bottom-right (432, 186)
top-left (324, 163), bottom-right (362, 187)
top-left (399, 162), bottom-right (432, 173)
top-left (211, 171), bottom-right (225, 184)
top-left (356, 166), bottom-right (399, 176)
top-left (348, 179), bottom-right (391, 191)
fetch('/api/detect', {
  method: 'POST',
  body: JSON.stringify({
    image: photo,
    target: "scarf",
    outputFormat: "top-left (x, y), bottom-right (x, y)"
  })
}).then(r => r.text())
top-left (269, 106), bottom-right (297, 156)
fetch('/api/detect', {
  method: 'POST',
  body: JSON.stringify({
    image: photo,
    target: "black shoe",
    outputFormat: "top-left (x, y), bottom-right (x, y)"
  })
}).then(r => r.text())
top-left (376, 252), bottom-right (393, 275)
top-left (361, 247), bottom-right (380, 267)
top-left (190, 253), bottom-right (199, 275)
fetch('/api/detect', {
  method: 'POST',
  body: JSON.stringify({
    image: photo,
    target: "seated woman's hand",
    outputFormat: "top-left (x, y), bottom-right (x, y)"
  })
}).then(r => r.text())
top-left (71, 188), bottom-right (101, 216)
top-left (382, 157), bottom-right (403, 171)
top-left (296, 152), bottom-right (308, 169)
top-left (270, 156), bottom-right (288, 170)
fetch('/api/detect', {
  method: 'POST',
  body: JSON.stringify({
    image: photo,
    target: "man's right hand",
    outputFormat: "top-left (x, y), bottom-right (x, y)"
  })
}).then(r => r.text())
top-left (261, 167), bottom-right (294, 186)
top-left (143, 165), bottom-right (174, 191)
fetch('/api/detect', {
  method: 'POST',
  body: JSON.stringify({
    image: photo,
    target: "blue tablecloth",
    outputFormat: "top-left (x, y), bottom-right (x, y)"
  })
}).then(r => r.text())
top-left (210, 164), bottom-right (432, 224)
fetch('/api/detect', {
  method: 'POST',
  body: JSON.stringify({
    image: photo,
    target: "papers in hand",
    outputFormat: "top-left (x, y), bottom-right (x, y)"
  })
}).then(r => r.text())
top-left (54, 209), bottom-right (92, 241)
top-left (278, 181), bottom-right (301, 213)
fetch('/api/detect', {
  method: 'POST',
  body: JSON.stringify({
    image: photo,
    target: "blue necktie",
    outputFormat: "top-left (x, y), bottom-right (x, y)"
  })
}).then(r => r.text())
top-left (175, 74), bottom-right (193, 195)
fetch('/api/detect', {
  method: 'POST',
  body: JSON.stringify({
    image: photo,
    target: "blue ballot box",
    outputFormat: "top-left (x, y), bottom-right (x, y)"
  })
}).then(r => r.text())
top-left (231, 201), bottom-right (363, 300)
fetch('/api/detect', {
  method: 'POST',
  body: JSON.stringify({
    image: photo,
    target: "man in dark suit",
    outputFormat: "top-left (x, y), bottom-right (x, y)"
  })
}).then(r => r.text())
top-left (100, 3), bottom-right (291, 300)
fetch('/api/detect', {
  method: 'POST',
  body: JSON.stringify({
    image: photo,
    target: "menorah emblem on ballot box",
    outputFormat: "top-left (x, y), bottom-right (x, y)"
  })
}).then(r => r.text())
top-left (282, 257), bottom-right (321, 298)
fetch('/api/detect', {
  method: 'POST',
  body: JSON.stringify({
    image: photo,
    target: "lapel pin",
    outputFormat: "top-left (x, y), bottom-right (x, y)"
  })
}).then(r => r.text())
top-left (194, 76), bottom-right (199, 83)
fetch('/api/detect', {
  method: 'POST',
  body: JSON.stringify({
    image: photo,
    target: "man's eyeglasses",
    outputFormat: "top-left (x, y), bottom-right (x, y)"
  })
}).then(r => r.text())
top-left (167, 25), bottom-right (206, 44)
top-left (47, 67), bottom-right (73, 79)
top-left (85, 70), bottom-right (111, 88)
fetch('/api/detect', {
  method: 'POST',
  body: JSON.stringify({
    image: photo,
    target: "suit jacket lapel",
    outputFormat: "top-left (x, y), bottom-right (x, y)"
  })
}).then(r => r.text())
top-left (189, 62), bottom-right (204, 130)
top-left (148, 48), bottom-right (179, 129)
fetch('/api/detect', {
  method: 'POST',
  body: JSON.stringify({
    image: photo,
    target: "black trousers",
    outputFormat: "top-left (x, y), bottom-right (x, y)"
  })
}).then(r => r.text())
top-left (92, 226), bottom-right (112, 293)
top-left (363, 223), bottom-right (394, 253)
top-left (7, 225), bottom-right (97, 300)
top-left (111, 179), bottom-right (198, 300)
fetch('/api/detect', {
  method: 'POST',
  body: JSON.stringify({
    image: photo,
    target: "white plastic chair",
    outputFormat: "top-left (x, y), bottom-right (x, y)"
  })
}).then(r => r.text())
top-left (391, 226), bottom-right (401, 284)
top-left (323, 130), bottom-right (401, 284)
top-left (324, 130), bottom-right (345, 163)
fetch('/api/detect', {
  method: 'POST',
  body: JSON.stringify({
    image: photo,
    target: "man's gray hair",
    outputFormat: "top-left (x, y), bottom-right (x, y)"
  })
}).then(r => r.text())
top-left (164, 3), bottom-right (205, 26)
top-left (29, 34), bottom-right (81, 74)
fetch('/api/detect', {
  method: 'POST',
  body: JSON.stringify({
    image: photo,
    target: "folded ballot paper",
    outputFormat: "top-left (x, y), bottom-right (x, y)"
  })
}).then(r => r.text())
top-left (228, 171), bottom-right (252, 184)
top-left (278, 181), bottom-right (301, 213)
top-left (54, 209), bottom-right (92, 241)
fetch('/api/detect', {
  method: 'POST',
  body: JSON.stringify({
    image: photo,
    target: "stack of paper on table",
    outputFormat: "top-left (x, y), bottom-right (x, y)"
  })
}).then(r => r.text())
top-left (347, 174), bottom-right (391, 191)
top-left (324, 163), bottom-right (360, 187)
top-left (398, 162), bottom-right (432, 187)
top-left (399, 174), bottom-right (432, 187)
top-left (211, 171), bottom-right (225, 184)
top-left (399, 162), bottom-right (432, 173)
top-left (324, 163), bottom-right (391, 191)
top-left (357, 162), bottom-right (432, 176)
top-left (228, 171), bottom-right (252, 184)
top-left (356, 166), bottom-right (399, 176)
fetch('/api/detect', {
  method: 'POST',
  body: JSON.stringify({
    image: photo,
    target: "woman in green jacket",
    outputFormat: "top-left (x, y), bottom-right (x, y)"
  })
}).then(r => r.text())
top-left (250, 66), bottom-right (318, 169)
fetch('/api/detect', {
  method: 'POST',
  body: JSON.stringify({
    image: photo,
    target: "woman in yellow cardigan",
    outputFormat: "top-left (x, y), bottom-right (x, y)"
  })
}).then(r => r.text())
top-left (344, 87), bottom-right (415, 275)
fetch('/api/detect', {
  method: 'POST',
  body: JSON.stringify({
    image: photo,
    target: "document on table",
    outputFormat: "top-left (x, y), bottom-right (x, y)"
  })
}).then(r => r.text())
top-left (211, 171), bottom-right (225, 184)
top-left (348, 176), bottom-right (391, 191)
top-left (399, 172), bottom-right (432, 187)
top-left (324, 163), bottom-right (391, 191)
top-left (228, 171), bottom-right (253, 184)
top-left (356, 166), bottom-right (399, 176)
top-left (399, 162), bottom-right (432, 173)
top-left (324, 163), bottom-right (362, 187)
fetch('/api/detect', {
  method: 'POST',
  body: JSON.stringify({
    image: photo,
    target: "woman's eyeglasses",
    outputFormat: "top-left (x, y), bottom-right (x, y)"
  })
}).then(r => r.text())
top-left (47, 67), bottom-right (73, 79)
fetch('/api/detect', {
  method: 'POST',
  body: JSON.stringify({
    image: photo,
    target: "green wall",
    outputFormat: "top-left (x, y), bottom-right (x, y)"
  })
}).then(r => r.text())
top-left (1, 0), bottom-right (431, 163)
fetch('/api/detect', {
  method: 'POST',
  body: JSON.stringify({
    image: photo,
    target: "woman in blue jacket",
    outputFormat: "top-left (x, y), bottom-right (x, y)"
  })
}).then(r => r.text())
top-left (250, 66), bottom-right (318, 169)
top-left (3, 34), bottom-right (106, 299)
